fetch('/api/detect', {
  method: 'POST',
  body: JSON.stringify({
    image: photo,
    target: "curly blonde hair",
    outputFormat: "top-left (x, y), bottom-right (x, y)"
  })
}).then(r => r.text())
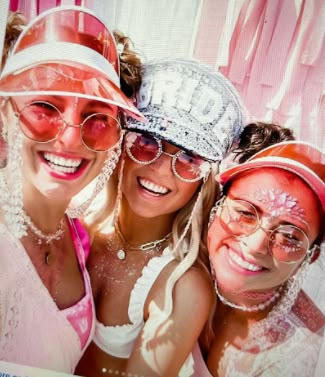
top-left (113, 30), bottom-right (143, 99)
top-left (1, 11), bottom-right (26, 70)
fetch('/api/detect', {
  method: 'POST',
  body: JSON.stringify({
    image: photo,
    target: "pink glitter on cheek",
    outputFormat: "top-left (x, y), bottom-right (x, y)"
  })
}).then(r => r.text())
top-left (253, 188), bottom-right (306, 222)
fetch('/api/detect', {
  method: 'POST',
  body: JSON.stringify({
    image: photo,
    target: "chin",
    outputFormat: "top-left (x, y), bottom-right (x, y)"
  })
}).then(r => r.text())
top-left (39, 182), bottom-right (78, 203)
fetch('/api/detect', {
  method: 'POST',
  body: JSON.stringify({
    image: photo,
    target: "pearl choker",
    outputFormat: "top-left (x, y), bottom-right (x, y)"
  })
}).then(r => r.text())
top-left (214, 280), bottom-right (283, 312)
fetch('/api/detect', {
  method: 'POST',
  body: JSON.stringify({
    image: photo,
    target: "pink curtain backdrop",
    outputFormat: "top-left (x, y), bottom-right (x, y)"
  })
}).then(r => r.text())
top-left (8, 0), bottom-right (325, 148)
top-left (194, 0), bottom-right (325, 148)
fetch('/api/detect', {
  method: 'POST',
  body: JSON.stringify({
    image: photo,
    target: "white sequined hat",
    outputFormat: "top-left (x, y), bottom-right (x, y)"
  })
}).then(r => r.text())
top-left (125, 59), bottom-right (246, 161)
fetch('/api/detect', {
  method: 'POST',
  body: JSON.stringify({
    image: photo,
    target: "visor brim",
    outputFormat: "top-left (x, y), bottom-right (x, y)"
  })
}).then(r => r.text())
top-left (0, 63), bottom-right (145, 121)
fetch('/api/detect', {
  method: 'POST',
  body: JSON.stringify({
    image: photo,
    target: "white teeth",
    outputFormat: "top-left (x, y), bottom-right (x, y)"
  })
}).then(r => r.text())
top-left (44, 153), bottom-right (82, 167)
top-left (48, 163), bottom-right (78, 174)
top-left (43, 153), bottom-right (82, 173)
top-left (139, 178), bottom-right (168, 194)
top-left (229, 250), bottom-right (263, 272)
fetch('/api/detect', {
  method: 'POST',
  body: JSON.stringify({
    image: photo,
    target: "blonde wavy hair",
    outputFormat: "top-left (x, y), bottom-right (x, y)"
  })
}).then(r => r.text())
top-left (85, 150), bottom-right (219, 347)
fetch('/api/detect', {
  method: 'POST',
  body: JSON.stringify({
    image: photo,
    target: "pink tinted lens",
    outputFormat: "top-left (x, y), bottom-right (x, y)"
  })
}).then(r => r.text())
top-left (175, 152), bottom-right (206, 180)
top-left (270, 226), bottom-right (308, 263)
top-left (128, 133), bottom-right (160, 162)
top-left (19, 102), bottom-right (62, 142)
top-left (81, 113), bottom-right (121, 151)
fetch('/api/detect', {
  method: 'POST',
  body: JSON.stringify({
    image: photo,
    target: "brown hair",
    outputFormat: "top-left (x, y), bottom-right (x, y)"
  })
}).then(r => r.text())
top-left (113, 30), bottom-right (143, 99)
top-left (233, 121), bottom-right (295, 163)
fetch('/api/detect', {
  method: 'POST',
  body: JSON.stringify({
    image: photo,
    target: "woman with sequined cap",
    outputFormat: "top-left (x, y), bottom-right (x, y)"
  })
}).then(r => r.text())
top-left (199, 141), bottom-right (325, 376)
top-left (76, 58), bottom-right (246, 377)
top-left (0, 5), bottom-right (143, 374)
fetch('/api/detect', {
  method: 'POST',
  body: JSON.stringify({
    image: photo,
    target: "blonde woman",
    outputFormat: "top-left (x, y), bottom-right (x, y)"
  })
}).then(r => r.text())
top-left (76, 59), bottom-right (246, 377)
top-left (0, 6), bottom-right (143, 373)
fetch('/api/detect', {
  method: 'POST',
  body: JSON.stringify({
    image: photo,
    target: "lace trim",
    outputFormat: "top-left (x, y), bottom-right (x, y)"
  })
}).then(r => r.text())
top-left (128, 247), bottom-right (175, 323)
top-left (219, 314), bottom-right (323, 377)
top-left (94, 248), bottom-right (175, 358)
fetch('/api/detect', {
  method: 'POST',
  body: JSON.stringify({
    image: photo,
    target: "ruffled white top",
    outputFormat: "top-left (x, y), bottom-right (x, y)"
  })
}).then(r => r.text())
top-left (93, 247), bottom-right (175, 358)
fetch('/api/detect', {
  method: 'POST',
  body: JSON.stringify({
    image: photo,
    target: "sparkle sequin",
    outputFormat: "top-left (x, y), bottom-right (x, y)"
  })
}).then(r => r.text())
top-left (126, 59), bottom-right (245, 162)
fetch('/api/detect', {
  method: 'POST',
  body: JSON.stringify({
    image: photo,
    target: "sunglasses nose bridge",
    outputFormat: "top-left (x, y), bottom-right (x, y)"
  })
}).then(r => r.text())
top-left (150, 149), bottom-right (174, 170)
top-left (161, 150), bottom-right (175, 158)
top-left (256, 217), bottom-right (275, 234)
top-left (54, 116), bottom-right (84, 148)
top-left (54, 119), bottom-right (82, 143)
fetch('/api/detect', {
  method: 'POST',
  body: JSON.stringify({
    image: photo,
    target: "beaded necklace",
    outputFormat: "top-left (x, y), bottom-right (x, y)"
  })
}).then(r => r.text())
top-left (23, 213), bottom-right (66, 265)
top-left (22, 212), bottom-right (66, 244)
top-left (214, 280), bottom-right (283, 312)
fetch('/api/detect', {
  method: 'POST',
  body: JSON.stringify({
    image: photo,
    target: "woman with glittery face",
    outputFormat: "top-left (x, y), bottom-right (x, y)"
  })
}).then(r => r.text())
top-left (0, 6), bottom-right (143, 373)
top-left (199, 141), bottom-right (325, 377)
top-left (76, 58), bottom-right (247, 377)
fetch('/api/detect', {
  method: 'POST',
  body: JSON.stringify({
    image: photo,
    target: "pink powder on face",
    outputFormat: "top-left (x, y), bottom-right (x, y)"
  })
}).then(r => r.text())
top-left (253, 188), bottom-right (306, 223)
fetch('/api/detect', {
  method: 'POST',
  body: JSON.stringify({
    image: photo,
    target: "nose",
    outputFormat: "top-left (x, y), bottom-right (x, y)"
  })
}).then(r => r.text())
top-left (239, 227), bottom-right (270, 257)
top-left (150, 152), bottom-right (173, 174)
top-left (55, 108), bottom-right (84, 150)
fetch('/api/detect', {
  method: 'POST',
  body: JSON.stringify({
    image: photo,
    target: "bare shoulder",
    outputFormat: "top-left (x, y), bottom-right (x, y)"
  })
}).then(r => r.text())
top-left (174, 265), bottom-right (215, 311)
top-left (174, 264), bottom-right (214, 296)
top-left (146, 260), bottom-right (215, 317)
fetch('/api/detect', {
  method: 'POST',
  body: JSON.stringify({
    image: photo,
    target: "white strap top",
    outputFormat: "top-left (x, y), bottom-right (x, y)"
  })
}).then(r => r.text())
top-left (93, 248), bottom-right (175, 358)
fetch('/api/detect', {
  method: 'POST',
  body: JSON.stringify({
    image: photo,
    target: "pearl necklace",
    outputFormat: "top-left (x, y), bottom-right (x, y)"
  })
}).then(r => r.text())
top-left (23, 213), bottom-right (66, 245)
top-left (114, 221), bottom-right (171, 260)
top-left (22, 213), bottom-right (66, 265)
top-left (214, 280), bottom-right (283, 312)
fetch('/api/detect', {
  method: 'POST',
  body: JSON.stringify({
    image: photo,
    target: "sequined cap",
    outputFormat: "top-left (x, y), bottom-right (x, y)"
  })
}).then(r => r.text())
top-left (125, 59), bottom-right (246, 161)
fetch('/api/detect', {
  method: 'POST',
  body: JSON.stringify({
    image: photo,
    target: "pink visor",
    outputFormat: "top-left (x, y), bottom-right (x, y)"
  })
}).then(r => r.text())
top-left (0, 6), bottom-right (144, 121)
top-left (219, 141), bottom-right (325, 214)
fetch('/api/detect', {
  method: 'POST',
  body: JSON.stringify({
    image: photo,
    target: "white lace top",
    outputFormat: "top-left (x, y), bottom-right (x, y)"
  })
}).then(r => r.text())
top-left (192, 291), bottom-right (325, 377)
top-left (0, 221), bottom-right (95, 374)
top-left (93, 248), bottom-right (175, 358)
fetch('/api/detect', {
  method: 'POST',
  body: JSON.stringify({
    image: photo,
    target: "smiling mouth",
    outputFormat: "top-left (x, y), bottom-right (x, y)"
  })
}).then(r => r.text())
top-left (138, 178), bottom-right (170, 196)
top-left (43, 152), bottom-right (83, 174)
top-left (229, 250), bottom-right (264, 272)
